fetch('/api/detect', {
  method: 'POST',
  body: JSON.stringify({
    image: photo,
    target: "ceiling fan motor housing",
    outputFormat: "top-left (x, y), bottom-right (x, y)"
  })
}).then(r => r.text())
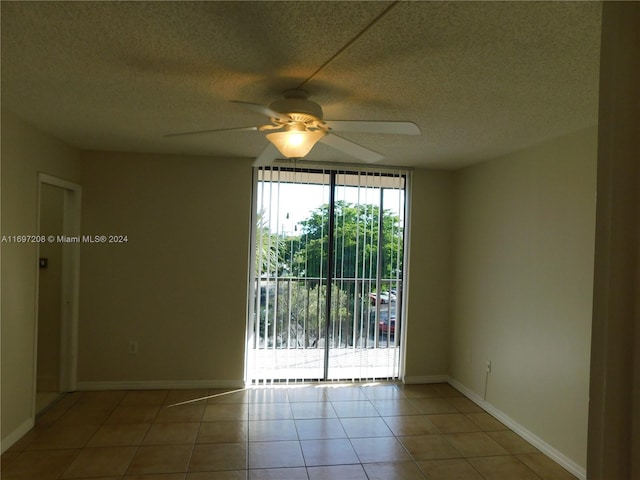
top-left (269, 89), bottom-right (324, 123)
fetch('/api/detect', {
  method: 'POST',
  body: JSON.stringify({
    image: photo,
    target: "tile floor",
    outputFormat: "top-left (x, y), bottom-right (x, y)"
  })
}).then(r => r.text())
top-left (1, 382), bottom-right (578, 480)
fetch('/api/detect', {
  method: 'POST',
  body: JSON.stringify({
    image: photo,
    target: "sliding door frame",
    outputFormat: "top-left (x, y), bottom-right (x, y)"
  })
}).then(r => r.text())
top-left (323, 171), bottom-right (337, 380)
top-left (246, 164), bottom-right (412, 384)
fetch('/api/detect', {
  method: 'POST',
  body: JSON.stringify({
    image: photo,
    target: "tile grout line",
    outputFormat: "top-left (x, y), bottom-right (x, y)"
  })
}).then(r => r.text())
top-left (58, 391), bottom-right (125, 480)
top-left (184, 393), bottom-right (208, 479)
top-left (116, 389), bottom-right (170, 478)
top-left (385, 383), bottom-right (445, 479)
top-left (286, 388), bottom-right (312, 479)
top-left (338, 383), bottom-right (429, 479)
top-left (113, 390), bottom-right (153, 479)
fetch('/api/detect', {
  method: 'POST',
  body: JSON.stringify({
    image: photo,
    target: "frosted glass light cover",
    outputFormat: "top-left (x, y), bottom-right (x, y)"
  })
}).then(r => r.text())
top-left (266, 130), bottom-right (325, 158)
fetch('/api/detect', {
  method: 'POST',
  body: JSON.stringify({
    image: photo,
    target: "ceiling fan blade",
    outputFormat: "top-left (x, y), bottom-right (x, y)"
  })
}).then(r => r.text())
top-left (231, 101), bottom-right (291, 123)
top-left (319, 133), bottom-right (384, 163)
top-left (253, 143), bottom-right (280, 167)
top-left (324, 120), bottom-right (421, 135)
top-left (164, 126), bottom-right (258, 138)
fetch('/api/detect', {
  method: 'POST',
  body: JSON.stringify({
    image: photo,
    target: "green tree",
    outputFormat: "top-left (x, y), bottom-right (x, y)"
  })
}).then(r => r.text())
top-left (255, 210), bottom-right (283, 276)
top-left (287, 201), bottom-right (403, 282)
top-left (255, 200), bottom-right (403, 349)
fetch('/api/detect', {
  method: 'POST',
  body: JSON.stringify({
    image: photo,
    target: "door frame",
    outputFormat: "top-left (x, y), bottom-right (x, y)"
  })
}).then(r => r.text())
top-left (33, 173), bottom-right (81, 414)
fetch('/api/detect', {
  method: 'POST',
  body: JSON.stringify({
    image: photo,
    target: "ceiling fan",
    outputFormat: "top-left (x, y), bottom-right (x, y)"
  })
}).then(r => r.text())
top-left (165, 88), bottom-right (421, 165)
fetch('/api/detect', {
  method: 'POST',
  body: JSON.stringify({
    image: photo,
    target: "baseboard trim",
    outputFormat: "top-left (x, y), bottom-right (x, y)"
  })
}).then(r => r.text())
top-left (1, 417), bottom-right (35, 454)
top-left (448, 378), bottom-right (586, 480)
top-left (76, 379), bottom-right (245, 391)
top-left (402, 374), bottom-right (451, 384)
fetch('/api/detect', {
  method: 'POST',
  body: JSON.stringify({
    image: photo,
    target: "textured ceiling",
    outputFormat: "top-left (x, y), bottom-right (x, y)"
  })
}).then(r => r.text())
top-left (1, 1), bottom-right (601, 169)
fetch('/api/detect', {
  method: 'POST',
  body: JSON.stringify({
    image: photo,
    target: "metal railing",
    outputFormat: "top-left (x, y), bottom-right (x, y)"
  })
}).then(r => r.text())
top-left (252, 276), bottom-right (402, 351)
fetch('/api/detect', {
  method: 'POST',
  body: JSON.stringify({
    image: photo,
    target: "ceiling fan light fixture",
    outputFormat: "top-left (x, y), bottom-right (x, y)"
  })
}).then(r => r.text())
top-left (266, 125), bottom-right (326, 158)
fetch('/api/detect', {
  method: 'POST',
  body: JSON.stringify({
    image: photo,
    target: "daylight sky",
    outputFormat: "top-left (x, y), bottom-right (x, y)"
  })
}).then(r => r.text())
top-left (257, 182), bottom-right (404, 235)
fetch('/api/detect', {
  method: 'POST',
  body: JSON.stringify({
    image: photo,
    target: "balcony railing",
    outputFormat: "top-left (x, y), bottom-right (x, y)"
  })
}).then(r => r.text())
top-left (252, 276), bottom-right (402, 351)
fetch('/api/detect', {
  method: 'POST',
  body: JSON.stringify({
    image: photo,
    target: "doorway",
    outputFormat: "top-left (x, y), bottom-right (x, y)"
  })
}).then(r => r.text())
top-left (247, 166), bottom-right (408, 383)
top-left (35, 174), bottom-right (81, 414)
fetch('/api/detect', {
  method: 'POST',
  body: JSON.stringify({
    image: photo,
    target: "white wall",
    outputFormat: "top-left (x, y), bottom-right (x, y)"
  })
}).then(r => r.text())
top-left (450, 127), bottom-right (597, 470)
top-left (403, 169), bottom-right (453, 381)
top-left (77, 151), bottom-right (253, 387)
top-left (1, 110), bottom-right (82, 450)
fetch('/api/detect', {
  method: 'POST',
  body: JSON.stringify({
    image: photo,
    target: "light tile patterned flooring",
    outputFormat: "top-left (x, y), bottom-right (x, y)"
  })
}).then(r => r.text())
top-left (1, 382), bottom-right (578, 480)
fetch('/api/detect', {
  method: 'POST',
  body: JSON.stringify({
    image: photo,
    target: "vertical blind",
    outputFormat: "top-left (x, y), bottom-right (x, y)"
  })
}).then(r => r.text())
top-left (248, 166), bottom-right (408, 384)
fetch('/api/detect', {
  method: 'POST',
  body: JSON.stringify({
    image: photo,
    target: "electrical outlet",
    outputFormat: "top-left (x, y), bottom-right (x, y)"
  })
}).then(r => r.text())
top-left (128, 340), bottom-right (138, 355)
top-left (486, 360), bottom-right (492, 373)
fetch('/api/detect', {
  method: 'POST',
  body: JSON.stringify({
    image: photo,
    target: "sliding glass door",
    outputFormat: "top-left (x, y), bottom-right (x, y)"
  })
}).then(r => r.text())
top-left (247, 166), bottom-right (407, 383)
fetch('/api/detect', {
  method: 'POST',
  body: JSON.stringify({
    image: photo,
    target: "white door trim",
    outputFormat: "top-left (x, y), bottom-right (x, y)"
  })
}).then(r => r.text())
top-left (34, 173), bottom-right (81, 415)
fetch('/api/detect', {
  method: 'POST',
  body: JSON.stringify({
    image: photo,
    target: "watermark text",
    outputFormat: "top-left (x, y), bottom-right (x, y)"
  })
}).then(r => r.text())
top-left (2, 234), bottom-right (129, 244)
